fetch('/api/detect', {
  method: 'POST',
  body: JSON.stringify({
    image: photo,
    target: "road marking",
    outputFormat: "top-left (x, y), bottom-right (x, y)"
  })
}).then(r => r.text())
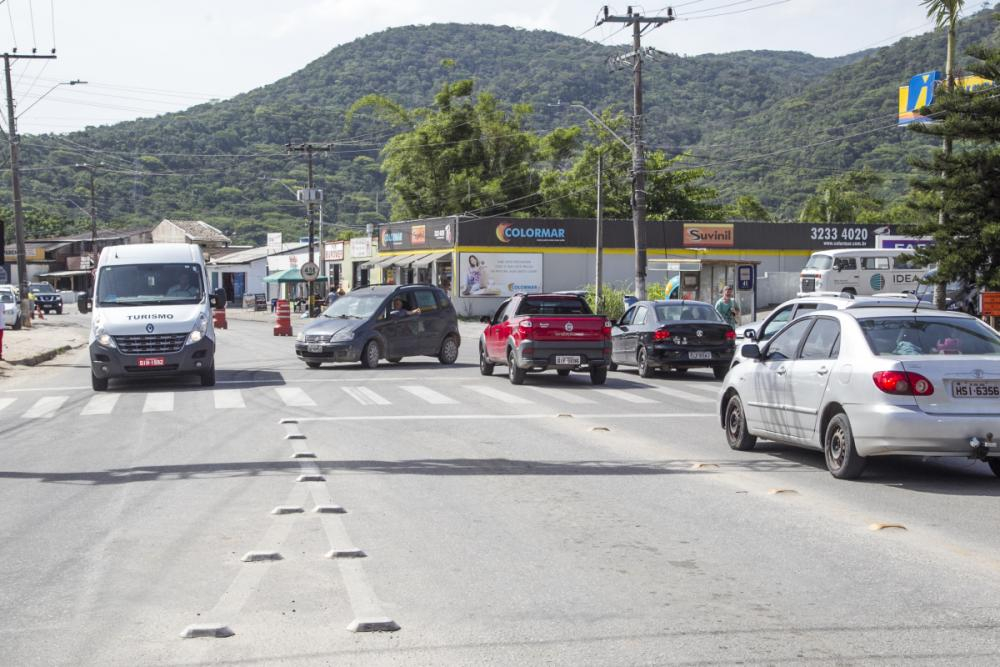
top-left (22, 396), bottom-right (67, 419)
top-left (593, 388), bottom-right (658, 404)
top-left (142, 392), bottom-right (174, 413)
top-left (295, 412), bottom-right (714, 422)
top-left (342, 386), bottom-right (391, 406)
top-left (676, 382), bottom-right (722, 396)
top-left (275, 386), bottom-right (316, 407)
top-left (0, 397), bottom-right (16, 412)
top-left (524, 386), bottom-right (595, 404)
top-left (81, 394), bottom-right (120, 416)
top-left (400, 385), bottom-right (457, 405)
top-left (648, 385), bottom-right (716, 404)
top-left (213, 389), bottom-right (246, 409)
top-left (463, 385), bottom-right (533, 405)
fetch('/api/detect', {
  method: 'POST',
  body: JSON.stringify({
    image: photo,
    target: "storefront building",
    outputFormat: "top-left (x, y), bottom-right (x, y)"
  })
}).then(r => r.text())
top-left (375, 217), bottom-right (901, 316)
top-left (325, 236), bottom-right (381, 292)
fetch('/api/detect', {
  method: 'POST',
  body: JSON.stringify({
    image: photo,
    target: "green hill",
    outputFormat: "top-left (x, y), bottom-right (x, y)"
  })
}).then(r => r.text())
top-left (6, 6), bottom-right (1000, 244)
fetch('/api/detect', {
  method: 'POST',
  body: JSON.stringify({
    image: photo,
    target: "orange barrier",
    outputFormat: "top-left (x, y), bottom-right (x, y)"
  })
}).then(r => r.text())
top-left (273, 299), bottom-right (292, 336)
top-left (213, 307), bottom-right (228, 330)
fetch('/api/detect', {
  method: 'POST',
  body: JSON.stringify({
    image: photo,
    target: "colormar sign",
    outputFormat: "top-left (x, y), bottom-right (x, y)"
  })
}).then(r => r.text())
top-left (683, 224), bottom-right (733, 247)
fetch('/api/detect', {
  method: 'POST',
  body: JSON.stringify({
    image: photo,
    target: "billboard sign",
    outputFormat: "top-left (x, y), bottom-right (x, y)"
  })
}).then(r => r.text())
top-left (350, 236), bottom-right (372, 259)
top-left (876, 235), bottom-right (933, 250)
top-left (326, 241), bottom-right (345, 261)
top-left (683, 223), bottom-right (733, 247)
top-left (898, 71), bottom-right (993, 125)
top-left (459, 252), bottom-right (542, 297)
top-left (378, 218), bottom-right (455, 251)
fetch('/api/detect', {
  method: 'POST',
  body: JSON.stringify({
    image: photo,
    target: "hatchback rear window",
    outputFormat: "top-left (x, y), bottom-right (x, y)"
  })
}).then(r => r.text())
top-left (859, 317), bottom-right (1000, 356)
top-left (517, 297), bottom-right (591, 315)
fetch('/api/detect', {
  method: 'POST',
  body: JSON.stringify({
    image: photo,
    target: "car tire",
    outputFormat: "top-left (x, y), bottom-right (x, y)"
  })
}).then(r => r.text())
top-left (724, 394), bottom-right (756, 451)
top-left (360, 340), bottom-right (380, 369)
top-left (438, 336), bottom-right (459, 365)
top-left (479, 344), bottom-right (494, 376)
top-left (987, 458), bottom-right (1000, 478)
top-left (824, 412), bottom-right (866, 479)
top-left (713, 364), bottom-right (728, 380)
top-left (200, 365), bottom-right (216, 387)
top-left (12, 314), bottom-right (21, 331)
top-left (637, 347), bottom-right (655, 378)
top-left (841, 288), bottom-right (857, 298)
top-left (91, 372), bottom-right (108, 392)
top-left (508, 350), bottom-right (526, 385)
top-left (55, 307), bottom-right (63, 315)
top-left (306, 361), bottom-right (322, 369)
top-left (589, 366), bottom-right (608, 385)
top-left (557, 369), bottom-right (571, 377)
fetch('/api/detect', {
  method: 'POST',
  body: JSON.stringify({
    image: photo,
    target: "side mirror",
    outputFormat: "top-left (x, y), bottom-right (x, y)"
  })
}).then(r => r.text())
top-left (743, 328), bottom-right (756, 341)
top-left (480, 316), bottom-right (491, 324)
top-left (210, 288), bottom-right (227, 310)
top-left (742, 344), bottom-right (761, 360)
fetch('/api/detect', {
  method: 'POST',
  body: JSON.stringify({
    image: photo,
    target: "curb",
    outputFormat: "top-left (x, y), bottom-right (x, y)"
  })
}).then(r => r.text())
top-left (6, 342), bottom-right (86, 367)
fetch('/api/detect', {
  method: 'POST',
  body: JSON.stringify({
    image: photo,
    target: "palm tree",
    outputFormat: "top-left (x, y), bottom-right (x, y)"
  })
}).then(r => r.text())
top-left (920, 0), bottom-right (965, 309)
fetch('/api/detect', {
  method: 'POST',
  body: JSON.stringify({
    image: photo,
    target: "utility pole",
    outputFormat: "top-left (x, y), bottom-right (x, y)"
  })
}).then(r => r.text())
top-left (4, 51), bottom-right (57, 325)
top-left (74, 162), bottom-right (103, 264)
top-left (595, 152), bottom-right (604, 309)
top-left (286, 142), bottom-right (332, 316)
top-left (597, 5), bottom-right (673, 301)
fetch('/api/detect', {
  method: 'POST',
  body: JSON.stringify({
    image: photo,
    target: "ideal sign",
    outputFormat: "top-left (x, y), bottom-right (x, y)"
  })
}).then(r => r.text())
top-left (876, 235), bottom-right (933, 250)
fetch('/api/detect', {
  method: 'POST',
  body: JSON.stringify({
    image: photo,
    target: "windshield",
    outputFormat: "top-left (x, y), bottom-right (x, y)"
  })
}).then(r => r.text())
top-left (0, 293), bottom-right (13, 303)
top-left (322, 292), bottom-right (385, 319)
top-left (29, 283), bottom-right (56, 293)
top-left (654, 303), bottom-right (723, 322)
top-left (96, 263), bottom-right (205, 306)
top-left (859, 317), bottom-right (1000, 356)
top-left (804, 254), bottom-right (833, 270)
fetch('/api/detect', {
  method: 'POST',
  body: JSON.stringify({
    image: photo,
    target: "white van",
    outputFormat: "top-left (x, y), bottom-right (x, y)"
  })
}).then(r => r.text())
top-left (86, 243), bottom-right (225, 391)
top-left (798, 248), bottom-right (923, 297)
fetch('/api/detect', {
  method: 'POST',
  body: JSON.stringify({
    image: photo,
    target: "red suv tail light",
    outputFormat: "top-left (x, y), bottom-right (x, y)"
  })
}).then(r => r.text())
top-left (872, 371), bottom-right (934, 396)
top-left (653, 328), bottom-right (671, 341)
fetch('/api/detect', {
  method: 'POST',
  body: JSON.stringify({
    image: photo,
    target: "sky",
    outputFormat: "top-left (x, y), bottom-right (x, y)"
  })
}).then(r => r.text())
top-left (0, 0), bottom-right (981, 135)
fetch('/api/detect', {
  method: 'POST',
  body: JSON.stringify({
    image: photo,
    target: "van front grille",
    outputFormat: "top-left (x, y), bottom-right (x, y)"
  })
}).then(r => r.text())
top-left (800, 278), bottom-right (816, 293)
top-left (114, 333), bottom-right (187, 354)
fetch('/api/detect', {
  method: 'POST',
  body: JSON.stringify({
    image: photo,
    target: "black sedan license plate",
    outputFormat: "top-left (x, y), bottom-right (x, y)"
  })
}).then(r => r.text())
top-left (688, 351), bottom-right (712, 360)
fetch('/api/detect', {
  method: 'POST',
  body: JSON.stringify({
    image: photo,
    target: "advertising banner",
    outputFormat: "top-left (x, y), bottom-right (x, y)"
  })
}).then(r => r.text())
top-left (683, 223), bottom-right (734, 247)
top-left (326, 241), bottom-right (345, 261)
top-left (459, 252), bottom-right (542, 297)
top-left (378, 218), bottom-right (455, 251)
top-left (350, 236), bottom-right (372, 259)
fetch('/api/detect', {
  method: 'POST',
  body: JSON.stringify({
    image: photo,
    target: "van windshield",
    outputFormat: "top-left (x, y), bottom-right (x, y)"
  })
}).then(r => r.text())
top-left (804, 254), bottom-right (833, 270)
top-left (96, 263), bottom-right (204, 306)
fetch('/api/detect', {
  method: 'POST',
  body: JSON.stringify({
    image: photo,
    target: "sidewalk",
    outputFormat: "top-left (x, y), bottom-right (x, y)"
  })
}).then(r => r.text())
top-left (0, 313), bottom-right (89, 373)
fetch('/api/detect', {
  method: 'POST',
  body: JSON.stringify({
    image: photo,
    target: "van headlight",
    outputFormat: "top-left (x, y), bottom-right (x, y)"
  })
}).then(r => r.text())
top-left (186, 314), bottom-right (209, 345)
top-left (93, 319), bottom-right (117, 348)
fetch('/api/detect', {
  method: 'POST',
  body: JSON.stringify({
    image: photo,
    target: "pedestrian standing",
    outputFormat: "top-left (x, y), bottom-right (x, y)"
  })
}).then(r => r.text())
top-left (715, 285), bottom-right (740, 328)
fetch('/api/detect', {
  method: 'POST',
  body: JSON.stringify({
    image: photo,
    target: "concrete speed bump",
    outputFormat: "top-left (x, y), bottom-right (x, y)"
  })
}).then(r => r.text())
top-left (271, 506), bottom-right (305, 515)
top-left (313, 505), bottom-right (346, 514)
top-left (326, 548), bottom-right (366, 559)
top-left (768, 488), bottom-right (799, 495)
top-left (241, 551), bottom-right (283, 562)
top-left (284, 433), bottom-right (307, 440)
top-left (180, 624), bottom-right (234, 639)
top-left (297, 474), bottom-right (326, 482)
top-left (346, 617), bottom-right (400, 633)
top-left (589, 426), bottom-right (611, 432)
top-left (869, 522), bottom-right (907, 532)
top-left (279, 418), bottom-right (299, 424)
top-left (690, 462), bottom-right (719, 470)
top-left (556, 413), bottom-right (573, 418)
top-left (291, 452), bottom-right (316, 459)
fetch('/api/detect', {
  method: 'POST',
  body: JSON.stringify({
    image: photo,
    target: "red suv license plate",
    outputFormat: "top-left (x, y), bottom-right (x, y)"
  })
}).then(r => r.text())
top-left (138, 357), bottom-right (166, 368)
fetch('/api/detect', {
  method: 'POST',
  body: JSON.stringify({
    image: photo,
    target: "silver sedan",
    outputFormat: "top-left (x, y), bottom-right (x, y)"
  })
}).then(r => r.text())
top-left (719, 308), bottom-right (1000, 479)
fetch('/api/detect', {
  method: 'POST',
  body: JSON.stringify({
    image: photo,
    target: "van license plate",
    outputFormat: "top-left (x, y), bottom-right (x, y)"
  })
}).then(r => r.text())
top-left (308, 344), bottom-right (324, 353)
top-left (555, 356), bottom-right (580, 365)
top-left (138, 357), bottom-right (165, 368)
top-left (952, 381), bottom-right (1000, 398)
top-left (688, 351), bottom-right (712, 360)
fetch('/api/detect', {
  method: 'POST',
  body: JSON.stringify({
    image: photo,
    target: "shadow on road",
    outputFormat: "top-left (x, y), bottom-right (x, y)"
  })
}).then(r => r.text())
top-left (108, 369), bottom-right (287, 392)
top-left (301, 361), bottom-right (478, 372)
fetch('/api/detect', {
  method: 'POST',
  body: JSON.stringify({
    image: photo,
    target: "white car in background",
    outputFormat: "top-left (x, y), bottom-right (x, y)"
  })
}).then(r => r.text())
top-left (0, 288), bottom-right (22, 330)
top-left (720, 308), bottom-right (1000, 479)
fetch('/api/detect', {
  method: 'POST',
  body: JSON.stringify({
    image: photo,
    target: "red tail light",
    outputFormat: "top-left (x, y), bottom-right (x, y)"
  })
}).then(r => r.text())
top-left (519, 319), bottom-right (533, 338)
top-left (872, 371), bottom-right (934, 396)
top-left (725, 329), bottom-right (736, 341)
top-left (602, 320), bottom-right (612, 337)
top-left (654, 328), bottom-right (671, 341)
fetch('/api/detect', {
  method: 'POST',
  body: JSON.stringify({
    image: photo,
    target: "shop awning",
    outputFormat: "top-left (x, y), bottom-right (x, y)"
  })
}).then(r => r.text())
top-left (262, 268), bottom-right (329, 284)
top-left (411, 250), bottom-right (452, 268)
top-left (37, 269), bottom-right (92, 278)
top-left (368, 253), bottom-right (422, 269)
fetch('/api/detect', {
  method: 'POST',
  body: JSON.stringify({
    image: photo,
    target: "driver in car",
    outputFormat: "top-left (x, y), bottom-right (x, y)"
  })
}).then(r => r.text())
top-left (389, 297), bottom-right (421, 318)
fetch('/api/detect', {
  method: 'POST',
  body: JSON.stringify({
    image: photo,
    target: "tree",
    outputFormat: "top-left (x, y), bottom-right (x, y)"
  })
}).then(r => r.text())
top-left (798, 169), bottom-right (889, 223)
top-left (726, 195), bottom-right (774, 222)
top-left (907, 33), bottom-right (1000, 290)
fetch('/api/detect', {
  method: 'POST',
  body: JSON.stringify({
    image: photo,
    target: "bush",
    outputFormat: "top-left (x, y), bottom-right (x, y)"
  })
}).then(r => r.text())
top-left (584, 281), bottom-right (674, 322)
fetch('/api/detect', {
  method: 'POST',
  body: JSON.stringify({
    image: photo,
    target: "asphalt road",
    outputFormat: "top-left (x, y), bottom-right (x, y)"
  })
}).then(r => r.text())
top-left (2, 318), bottom-right (999, 665)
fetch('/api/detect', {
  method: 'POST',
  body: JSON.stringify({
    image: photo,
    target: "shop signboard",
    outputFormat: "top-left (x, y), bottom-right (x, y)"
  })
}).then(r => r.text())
top-left (683, 223), bottom-right (733, 247)
top-left (459, 252), bottom-right (542, 297)
top-left (378, 218), bottom-right (454, 251)
top-left (326, 241), bottom-right (345, 261)
top-left (350, 236), bottom-right (372, 259)
top-left (876, 235), bottom-right (933, 250)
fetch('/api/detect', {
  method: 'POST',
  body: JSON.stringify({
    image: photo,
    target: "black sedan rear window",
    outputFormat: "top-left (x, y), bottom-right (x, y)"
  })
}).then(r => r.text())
top-left (655, 303), bottom-right (722, 322)
top-left (859, 317), bottom-right (1000, 356)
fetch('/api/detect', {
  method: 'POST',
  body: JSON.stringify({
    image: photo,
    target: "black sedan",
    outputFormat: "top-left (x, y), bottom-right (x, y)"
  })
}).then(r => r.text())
top-left (610, 300), bottom-right (735, 379)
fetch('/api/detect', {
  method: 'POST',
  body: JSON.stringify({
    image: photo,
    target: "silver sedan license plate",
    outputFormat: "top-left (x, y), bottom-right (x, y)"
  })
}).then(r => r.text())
top-left (952, 380), bottom-right (1000, 398)
top-left (688, 351), bottom-right (712, 360)
top-left (555, 355), bottom-right (581, 365)
top-left (308, 344), bottom-right (324, 353)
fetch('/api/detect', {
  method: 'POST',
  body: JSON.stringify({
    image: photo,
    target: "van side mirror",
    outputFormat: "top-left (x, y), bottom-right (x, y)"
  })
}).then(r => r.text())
top-left (742, 344), bottom-right (761, 360)
top-left (77, 293), bottom-right (92, 314)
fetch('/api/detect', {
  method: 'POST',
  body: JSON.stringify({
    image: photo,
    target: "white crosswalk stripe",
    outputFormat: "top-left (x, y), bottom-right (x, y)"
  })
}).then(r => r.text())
top-left (524, 386), bottom-right (596, 404)
top-left (23, 396), bottom-right (68, 419)
top-left (463, 385), bottom-right (533, 405)
top-left (592, 388), bottom-right (658, 404)
top-left (400, 385), bottom-right (457, 405)
top-left (342, 386), bottom-right (391, 406)
top-left (81, 394), bottom-right (120, 416)
top-left (648, 385), bottom-right (716, 404)
top-left (0, 397), bottom-right (17, 412)
top-left (678, 382), bottom-right (722, 396)
top-left (275, 386), bottom-right (316, 407)
top-left (143, 393), bottom-right (174, 413)
top-left (213, 389), bottom-right (246, 409)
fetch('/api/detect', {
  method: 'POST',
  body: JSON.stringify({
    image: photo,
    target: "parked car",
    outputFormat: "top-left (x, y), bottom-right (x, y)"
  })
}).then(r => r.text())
top-left (611, 300), bottom-right (735, 379)
top-left (295, 284), bottom-right (460, 368)
top-left (910, 268), bottom-right (979, 315)
top-left (479, 292), bottom-right (612, 385)
top-left (28, 282), bottom-right (63, 314)
top-left (720, 308), bottom-right (1000, 479)
top-left (1, 290), bottom-right (22, 330)
top-left (732, 294), bottom-right (936, 367)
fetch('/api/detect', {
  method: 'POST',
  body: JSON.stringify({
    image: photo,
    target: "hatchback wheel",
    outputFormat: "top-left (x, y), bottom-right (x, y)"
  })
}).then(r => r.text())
top-left (589, 365), bottom-right (607, 385)
top-left (824, 412), bottom-right (866, 479)
top-left (508, 350), bottom-right (526, 385)
top-left (479, 344), bottom-right (494, 376)
top-left (438, 336), bottom-right (459, 365)
top-left (987, 458), bottom-right (1000, 479)
top-left (724, 394), bottom-right (756, 451)
top-left (360, 340), bottom-right (380, 369)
